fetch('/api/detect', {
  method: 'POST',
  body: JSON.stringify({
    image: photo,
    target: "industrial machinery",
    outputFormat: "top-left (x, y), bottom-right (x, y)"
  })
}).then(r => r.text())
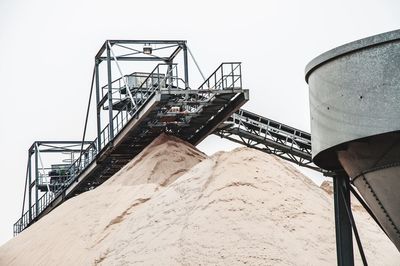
top-left (14, 40), bottom-right (249, 235)
top-left (306, 29), bottom-right (400, 264)
top-left (14, 35), bottom-right (400, 265)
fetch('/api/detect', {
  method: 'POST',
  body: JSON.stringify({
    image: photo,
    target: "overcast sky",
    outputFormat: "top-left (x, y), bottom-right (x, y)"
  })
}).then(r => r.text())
top-left (0, 0), bottom-right (399, 245)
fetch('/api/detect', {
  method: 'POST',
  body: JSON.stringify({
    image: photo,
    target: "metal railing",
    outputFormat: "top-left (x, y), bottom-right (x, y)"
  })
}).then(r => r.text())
top-left (13, 64), bottom-right (180, 235)
top-left (13, 139), bottom-right (100, 235)
top-left (13, 63), bottom-right (244, 235)
top-left (99, 63), bottom-right (183, 147)
top-left (197, 62), bottom-right (242, 91)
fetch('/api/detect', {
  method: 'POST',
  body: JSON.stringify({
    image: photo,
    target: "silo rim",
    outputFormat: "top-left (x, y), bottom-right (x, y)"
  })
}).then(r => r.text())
top-left (305, 29), bottom-right (400, 83)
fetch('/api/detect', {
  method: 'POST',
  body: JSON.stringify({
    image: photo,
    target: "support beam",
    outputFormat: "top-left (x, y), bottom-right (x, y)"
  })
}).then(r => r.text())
top-left (183, 44), bottom-right (189, 88)
top-left (107, 40), bottom-right (186, 45)
top-left (341, 185), bottom-right (368, 265)
top-left (106, 43), bottom-right (114, 142)
top-left (95, 41), bottom-right (107, 60)
top-left (95, 60), bottom-right (102, 151)
top-left (34, 141), bottom-right (91, 145)
top-left (38, 149), bottom-right (85, 153)
top-left (98, 56), bottom-right (169, 62)
top-left (168, 46), bottom-right (183, 62)
top-left (28, 152), bottom-right (32, 223)
top-left (34, 145), bottom-right (39, 218)
top-left (333, 172), bottom-right (354, 266)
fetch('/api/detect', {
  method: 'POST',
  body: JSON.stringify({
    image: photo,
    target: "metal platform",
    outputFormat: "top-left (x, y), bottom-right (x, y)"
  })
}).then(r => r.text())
top-left (13, 40), bottom-right (248, 235)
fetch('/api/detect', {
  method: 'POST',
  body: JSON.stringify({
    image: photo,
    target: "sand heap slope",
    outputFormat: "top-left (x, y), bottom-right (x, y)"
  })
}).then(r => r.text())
top-left (0, 134), bottom-right (398, 265)
top-left (105, 133), bottom-right (206, 187)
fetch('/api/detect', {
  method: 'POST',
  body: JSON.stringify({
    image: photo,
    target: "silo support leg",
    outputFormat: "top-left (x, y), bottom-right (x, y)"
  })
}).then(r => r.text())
top-left (333, 173), bottom-right (354, 266)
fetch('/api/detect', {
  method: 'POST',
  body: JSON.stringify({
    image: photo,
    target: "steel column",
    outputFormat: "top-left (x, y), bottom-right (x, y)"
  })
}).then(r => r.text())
top-left (106, 43), bottom-right (114, 141)
top-left (28, 151), bottom-right (32, 222)
top-left (333, 172), bottom-right (354, 266)
top-left (95, 60), bottom-right (102, 151)
top-left (34, 144), bottom-right (39, 217)
top-left (183, 44), bottom-right (189, 88)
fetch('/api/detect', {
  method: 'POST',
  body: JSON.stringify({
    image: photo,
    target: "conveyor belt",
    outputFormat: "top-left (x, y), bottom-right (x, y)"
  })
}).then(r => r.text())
top-left (214, 109), bottom-right (323, 172)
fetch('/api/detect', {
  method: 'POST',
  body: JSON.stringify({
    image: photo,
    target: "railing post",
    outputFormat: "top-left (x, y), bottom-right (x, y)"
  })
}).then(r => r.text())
top-left (167, 63), bottom-right (173, 90)
top-left (214, 71), bottom-right (217, 89)
top-left (221, 64), bottom-right (224, 89)
top-left (156, 67), bottom-right (159, 92)
top-left (239, 63), bottom-right (242, 89)
top-left (231, 63), bottom-right (234, 88)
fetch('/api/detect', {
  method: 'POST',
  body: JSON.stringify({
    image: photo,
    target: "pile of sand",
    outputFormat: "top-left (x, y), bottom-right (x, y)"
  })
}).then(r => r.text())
top-left (106, 134), bottom-right (207, 187)
top-left (0, 134), bottom-right (398, 265)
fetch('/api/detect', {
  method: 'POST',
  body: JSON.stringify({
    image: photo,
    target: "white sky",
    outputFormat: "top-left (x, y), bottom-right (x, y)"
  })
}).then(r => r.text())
top-left (0, 0), bottom-right (399, 246)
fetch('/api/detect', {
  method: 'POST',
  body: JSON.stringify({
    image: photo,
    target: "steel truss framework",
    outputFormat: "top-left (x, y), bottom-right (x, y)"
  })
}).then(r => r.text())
top-left (14, 141), bottom-right (92, 235)
top-left (14, 40), bottom-right (248, 235)
top-left (214, 108), bottom-right (322, 172)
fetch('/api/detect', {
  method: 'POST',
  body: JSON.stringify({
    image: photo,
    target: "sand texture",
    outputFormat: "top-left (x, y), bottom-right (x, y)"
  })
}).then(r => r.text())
top-left (0, 134), bottom-right (398, 265)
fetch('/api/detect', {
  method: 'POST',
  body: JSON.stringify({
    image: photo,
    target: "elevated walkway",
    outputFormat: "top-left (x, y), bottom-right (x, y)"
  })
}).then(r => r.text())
top-left (14, 62), bottom-right (248, 235)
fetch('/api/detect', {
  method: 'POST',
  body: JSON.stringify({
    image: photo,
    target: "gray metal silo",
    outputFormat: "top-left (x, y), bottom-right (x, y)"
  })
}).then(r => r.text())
top-left (305, 29), bottom-right (400, 251)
